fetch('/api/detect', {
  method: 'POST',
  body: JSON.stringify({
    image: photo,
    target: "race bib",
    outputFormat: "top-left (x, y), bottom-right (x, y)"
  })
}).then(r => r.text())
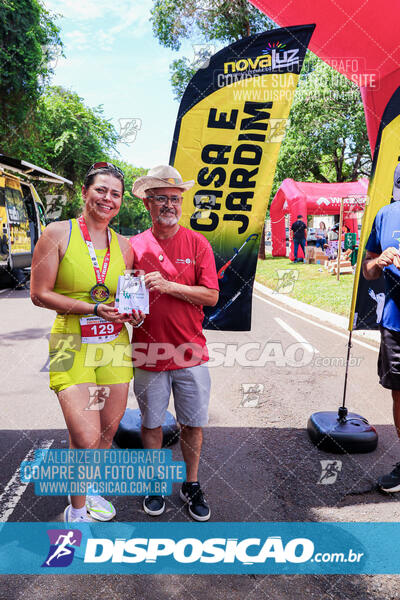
top-left (80, 315), bottom-right (123, 344)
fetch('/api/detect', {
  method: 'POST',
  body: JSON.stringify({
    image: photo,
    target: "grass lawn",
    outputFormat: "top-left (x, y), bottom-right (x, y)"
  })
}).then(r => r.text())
top-left (255, 256), bottom-right (355, 318)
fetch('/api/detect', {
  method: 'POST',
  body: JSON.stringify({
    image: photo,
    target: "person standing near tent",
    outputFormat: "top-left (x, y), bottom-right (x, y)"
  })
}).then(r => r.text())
top-left (130, 165), bottom-right (219, 522)
top-left (290, 214), bottom-right (307, 262)
top-left (363, 203), bottom-right (400, 491)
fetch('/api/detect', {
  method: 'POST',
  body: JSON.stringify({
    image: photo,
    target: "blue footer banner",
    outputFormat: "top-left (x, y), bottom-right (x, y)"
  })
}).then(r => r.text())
top-left (0, 522), bottom-right (399, 574)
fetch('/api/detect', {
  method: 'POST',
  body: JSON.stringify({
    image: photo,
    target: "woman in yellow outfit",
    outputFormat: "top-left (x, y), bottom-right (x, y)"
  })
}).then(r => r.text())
top-left (31, 163), bottom-right (144, 522)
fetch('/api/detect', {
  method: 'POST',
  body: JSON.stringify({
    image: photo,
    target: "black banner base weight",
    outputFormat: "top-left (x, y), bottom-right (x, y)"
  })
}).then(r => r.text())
top-left (307, 410), bottom-right (378, 454)
top-left (114, 408), bottom-right (180, 449)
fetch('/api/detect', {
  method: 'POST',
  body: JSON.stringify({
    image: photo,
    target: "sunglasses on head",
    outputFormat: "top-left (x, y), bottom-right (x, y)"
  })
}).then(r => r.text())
top-left (86, 162), bottom-right (124, 178)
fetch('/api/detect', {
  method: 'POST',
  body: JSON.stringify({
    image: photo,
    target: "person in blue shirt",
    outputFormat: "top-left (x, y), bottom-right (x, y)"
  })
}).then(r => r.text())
top-left (363, 200), bottom-right (400, 492)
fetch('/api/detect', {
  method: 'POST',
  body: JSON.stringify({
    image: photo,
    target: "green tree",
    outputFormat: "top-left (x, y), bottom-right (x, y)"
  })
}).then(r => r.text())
top-left (12, 86), bottom-right (123, 219)
top-left (151, 0), bottom-right (273, 99)
top-left (110, 160), bottom-right (151, 235)
top-left (271, 54), bottom-right (371, 202)
top-left (0, 0), bottom-right (62, 154)
top-left (0, 81), bottom-right (149, 228)
top-left (39, 86), bottom-right (119, 186)
top-left (30, 86), bottom-right (120, 217)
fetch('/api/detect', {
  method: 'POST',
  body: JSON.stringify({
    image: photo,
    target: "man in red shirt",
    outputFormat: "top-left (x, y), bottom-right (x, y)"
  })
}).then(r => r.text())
top-left (130, 165), bottom-right (219, 521)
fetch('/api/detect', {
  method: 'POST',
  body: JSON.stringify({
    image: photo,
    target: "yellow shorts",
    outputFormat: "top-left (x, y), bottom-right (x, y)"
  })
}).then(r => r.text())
top-left (49, 314), bottom-right (133, 393)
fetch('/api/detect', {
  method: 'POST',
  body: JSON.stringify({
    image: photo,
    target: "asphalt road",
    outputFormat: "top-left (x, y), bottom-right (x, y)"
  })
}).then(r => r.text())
top-left (1, 286), bottom-right (400, 599)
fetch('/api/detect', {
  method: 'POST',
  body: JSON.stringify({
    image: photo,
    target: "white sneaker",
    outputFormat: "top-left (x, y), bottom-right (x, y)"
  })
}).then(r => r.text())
top-left (63, 504), bottom-right (92, 523)
top-left (68, 493), bottom-right (116, 521)
top-left (86, 494), bottom-right (116, 521)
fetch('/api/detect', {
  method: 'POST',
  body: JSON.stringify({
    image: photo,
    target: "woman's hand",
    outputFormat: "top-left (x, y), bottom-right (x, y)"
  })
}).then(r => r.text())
top-left (94, 303), bottom-right (130, 323)
top-left (96, 304), bottom-right (146, 326)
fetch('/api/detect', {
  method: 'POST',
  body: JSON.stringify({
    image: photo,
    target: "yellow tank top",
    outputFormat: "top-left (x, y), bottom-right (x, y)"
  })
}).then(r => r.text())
top-left (53, 218), bottom-right (125, 305)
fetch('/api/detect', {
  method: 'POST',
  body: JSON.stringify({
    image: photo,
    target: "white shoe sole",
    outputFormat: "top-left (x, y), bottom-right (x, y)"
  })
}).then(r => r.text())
top-left (142, 497), bottom-right (165, 516)
top-left (67, 495), bottom-right (116, 521)
top-left (179, 489), bottom-right (211, 522)
top-left (379, 483), bottom-right (400, 493)
top-left (86, 506), bottom-right (116, 521)
top-left (63, 505), bottom-right (71, 522)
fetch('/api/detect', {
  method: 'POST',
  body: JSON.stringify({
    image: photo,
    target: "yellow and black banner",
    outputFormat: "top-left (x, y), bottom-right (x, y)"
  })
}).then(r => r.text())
top-left (170, 25), bottom-right (315, 330)
top-left (350, 87), bottom-right (400, 330)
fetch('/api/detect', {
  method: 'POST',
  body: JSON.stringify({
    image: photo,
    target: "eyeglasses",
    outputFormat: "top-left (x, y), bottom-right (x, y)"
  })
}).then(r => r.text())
top-left (147, 195), bottom-right (183, 206)
top-left (86, 162), bottom-right (124, 177)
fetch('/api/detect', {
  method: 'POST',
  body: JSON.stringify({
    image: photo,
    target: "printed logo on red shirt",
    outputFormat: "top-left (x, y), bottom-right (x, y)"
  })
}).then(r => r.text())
top-left (176, 258), bottom-right (194, 264)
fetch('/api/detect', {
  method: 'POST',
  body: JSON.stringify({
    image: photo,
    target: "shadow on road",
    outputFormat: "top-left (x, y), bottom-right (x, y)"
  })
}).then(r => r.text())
top-left (0, 288), bottom-right (30, 300)
top-left (0, 425), bottom-right (397, 523)
top-left (1, 329), bottom-right (49, 344)
top-left (1, 425), bottom-right (399, 599)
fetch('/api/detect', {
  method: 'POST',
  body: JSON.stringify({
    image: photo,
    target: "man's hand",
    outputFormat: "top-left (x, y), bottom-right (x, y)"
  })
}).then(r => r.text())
top-left (144, 271), bottom-right (171, 294)
top-left (363, 247), bottom-right (400, 280)
top-left (376, 247), bottom-right (400, 269)
top-left (144, 270), bottom-right (218, 306)
top-left (128, 309), bottom-right (146, 327)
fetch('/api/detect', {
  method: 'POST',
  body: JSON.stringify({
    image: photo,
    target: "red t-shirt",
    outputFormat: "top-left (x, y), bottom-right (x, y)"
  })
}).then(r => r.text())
top-left (129, 226), bottom-right (219, 371)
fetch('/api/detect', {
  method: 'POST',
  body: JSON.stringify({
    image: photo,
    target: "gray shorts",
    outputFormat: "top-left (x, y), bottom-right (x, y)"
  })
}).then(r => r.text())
top-left (133, 363), bottom-right (211, 428)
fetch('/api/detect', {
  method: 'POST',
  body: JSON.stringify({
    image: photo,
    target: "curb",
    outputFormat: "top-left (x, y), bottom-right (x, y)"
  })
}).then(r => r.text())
top-left (254, 280), bottom-right (380, 346)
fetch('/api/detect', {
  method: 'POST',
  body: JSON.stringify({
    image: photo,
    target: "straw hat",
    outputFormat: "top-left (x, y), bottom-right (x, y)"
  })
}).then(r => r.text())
top-left (132, 165), bottom-right (194, 199)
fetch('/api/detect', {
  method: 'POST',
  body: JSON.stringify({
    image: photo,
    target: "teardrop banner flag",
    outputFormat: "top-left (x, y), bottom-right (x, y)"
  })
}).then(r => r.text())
top-left (170, 25), bottom-right (315, 330)
top-left (349, 87), bottom-right (400, 331)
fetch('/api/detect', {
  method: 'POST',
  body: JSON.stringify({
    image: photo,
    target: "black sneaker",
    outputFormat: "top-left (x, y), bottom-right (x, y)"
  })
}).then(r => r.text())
top-left (180, 481), bottom-right (210, 521)
top-left (143, 495), bottom-right (165, 516)
top-left (377, 462), bottom-right (400, 492)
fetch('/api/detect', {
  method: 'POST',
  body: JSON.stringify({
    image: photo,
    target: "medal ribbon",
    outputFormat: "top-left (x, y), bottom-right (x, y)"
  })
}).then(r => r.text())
top-left (77, 216), bottom-right (111, 285)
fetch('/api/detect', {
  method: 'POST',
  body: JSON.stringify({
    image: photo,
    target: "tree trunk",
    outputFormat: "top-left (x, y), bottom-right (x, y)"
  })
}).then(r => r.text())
top-left (333, 148), bottom-right (340, 181)
top-left (351, 152), bottom-right (362, 181)
top-left (310, 167), bottom-right (329, 183)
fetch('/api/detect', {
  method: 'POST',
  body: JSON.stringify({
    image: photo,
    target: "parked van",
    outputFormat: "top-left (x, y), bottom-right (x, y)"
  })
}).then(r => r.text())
top-left (0, 154), bottom-right (71, 281)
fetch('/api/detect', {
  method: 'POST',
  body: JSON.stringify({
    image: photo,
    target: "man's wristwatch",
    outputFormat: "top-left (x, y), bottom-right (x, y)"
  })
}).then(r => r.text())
top-left (132, 318), bottom-right (144, 329)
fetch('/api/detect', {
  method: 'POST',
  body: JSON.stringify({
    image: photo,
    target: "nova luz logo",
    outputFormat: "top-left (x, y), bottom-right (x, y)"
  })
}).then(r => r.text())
top-left (223, 42), bottom-right (299, 75)
top-left (84, 536), bottom-right (314, 564)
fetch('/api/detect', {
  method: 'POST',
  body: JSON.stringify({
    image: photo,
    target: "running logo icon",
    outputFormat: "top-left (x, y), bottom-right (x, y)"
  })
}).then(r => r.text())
top-left (318, 460), bottom-right (342, 485)
top-left (275, 269), bottom-right (299, 294)
top-left (42, 529), bottom-right (82, 568)
top-left (240, 383), bottom-right (265, 407)
top-left (268, 118), bottom-right (287, 143)
top-left (85, 386), bottom-right (110, 411)
top-left (118, 118), bottom-right (142, 144)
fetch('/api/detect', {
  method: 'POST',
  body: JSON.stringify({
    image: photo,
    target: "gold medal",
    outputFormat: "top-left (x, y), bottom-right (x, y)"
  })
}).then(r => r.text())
top-left (90, 283), bottom-right (110, 302)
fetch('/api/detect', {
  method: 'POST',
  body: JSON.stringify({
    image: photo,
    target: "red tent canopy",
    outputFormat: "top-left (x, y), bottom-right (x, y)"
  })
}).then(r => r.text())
top-left (250, 1), bottom-right (400, 154)
top-left (270, 178), bottom-right (369, 259)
